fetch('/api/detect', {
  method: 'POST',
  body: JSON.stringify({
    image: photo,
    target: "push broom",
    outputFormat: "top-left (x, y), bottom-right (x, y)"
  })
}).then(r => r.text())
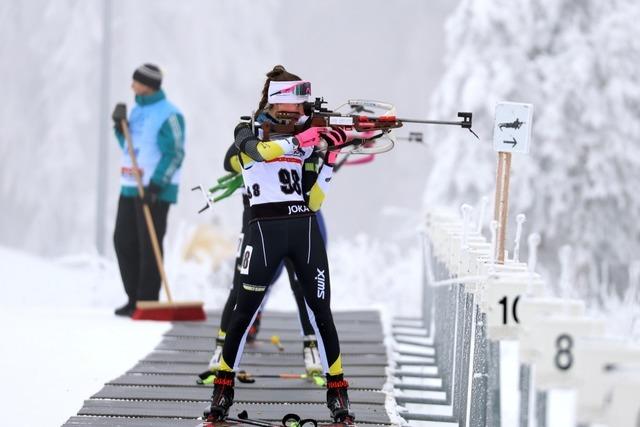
top-left (121, 118), bottom-right (206, 321)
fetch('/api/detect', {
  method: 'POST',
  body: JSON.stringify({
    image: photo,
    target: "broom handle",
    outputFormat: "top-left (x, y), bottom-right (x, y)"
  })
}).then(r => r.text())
top-left (121, 119), bottom-right (174, 303)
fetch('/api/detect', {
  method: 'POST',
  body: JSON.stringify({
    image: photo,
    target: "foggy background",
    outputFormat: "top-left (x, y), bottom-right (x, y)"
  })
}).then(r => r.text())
top-left (0, 0), bottom-right (456, 257)
top-left (1, 0), bottom-right (639, 325)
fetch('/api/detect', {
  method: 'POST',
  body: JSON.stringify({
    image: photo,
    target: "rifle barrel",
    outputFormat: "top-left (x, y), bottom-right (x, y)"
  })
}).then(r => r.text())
top-left (397, 118), bottom-right (465, 126)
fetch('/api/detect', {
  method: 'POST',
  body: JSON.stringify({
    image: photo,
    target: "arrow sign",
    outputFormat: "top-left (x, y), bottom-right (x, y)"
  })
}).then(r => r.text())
top-left (493, 102), bottom-right (533, 154)
top-left (503, 137), bottom-right (517, 147)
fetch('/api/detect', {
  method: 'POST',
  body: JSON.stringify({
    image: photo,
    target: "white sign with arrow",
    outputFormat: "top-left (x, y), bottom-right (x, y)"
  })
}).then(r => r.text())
top-left (493, 102), bottom-right (534, 154)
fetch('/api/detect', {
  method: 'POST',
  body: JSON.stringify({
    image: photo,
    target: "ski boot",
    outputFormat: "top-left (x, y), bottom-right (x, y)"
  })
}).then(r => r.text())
top-left (303, 336), bottom-right (323, 376)
top-left (247, 312), bottom-right (262, 342)
top-left (197, 337), bottom-right (225, 384)
top-left (208, 337), bottom-right (225, 370)
top-left (326, 374), bottom-right (355, 424)
top-left (204, 370), bottom-right (235, 421)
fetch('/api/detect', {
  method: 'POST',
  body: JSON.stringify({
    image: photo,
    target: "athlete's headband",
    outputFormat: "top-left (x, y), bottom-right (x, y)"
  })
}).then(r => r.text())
top-left (267, 81), bottom-right (311, 104)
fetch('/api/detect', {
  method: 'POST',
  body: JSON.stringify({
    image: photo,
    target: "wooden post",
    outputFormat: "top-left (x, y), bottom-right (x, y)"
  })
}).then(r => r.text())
top-left (494, 151), bottom-right (512, 264)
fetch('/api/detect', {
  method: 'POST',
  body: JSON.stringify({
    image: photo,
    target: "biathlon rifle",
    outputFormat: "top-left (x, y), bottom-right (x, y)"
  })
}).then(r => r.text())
top-left (191, 171), bottom-right (244, 213)
top-left (251, 98), bottom-right (479, 143)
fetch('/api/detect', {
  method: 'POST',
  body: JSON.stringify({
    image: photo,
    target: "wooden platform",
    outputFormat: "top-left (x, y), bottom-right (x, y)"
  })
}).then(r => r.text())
top-left (63, 310), bottom-right (393, 426)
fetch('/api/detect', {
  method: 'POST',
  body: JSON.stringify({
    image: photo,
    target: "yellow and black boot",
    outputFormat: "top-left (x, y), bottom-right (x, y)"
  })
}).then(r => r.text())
top-left (326, 374), bottom-right (355, 424)
top-left (205, 370), bottom-right (235, 421)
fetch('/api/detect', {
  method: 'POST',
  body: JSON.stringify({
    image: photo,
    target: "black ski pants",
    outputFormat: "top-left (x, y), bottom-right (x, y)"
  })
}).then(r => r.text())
top-left (220, 214), bottom-right (343, 376)
top-left (219, 208), bottom-right (316, 337)
top-left (113, 195), bottom-right (170, 304)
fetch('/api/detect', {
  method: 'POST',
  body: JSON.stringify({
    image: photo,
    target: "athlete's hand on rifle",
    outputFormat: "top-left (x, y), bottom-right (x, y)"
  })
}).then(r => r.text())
top-left (112, 103), bottom-right (127, 133)
top-left (294, 127), bottom-right (331, 148)
top-left (321, 128), bottom-right (348, 166)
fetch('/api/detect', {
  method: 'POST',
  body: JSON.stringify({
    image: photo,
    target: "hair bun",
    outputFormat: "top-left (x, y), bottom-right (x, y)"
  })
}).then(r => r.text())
top-left (267, 65), bottom-right (286, 78)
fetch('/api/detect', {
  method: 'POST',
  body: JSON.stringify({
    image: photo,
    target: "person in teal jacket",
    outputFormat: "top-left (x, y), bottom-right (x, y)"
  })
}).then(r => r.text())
top-left (111, 63), bottom-right (186, 317)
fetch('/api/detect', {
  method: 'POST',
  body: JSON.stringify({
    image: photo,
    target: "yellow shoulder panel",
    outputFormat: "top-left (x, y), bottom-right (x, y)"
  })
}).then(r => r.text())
top-left (256, 140), bottom-right (286, 161)
top-left (229, 156), bottom-right (242, 173)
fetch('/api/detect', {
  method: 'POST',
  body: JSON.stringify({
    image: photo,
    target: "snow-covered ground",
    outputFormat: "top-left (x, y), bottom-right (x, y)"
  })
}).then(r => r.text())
top-left (0, 246), bottom-right (169, 427)
top-left (1, 307), bottom-right (167, 427)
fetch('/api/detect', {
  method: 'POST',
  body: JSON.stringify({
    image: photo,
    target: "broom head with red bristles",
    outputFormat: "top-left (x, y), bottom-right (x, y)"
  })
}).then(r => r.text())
top-left (132, 300), bottom-right (207, 321)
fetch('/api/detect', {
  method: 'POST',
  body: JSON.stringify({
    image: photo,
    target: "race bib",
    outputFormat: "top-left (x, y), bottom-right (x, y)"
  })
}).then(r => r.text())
top-left (240, 245), bottom-right (253, 275)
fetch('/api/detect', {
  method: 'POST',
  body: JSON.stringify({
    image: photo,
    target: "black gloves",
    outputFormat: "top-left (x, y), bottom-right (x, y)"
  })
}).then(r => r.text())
top-left (112, 103), bottom-right (127, 133)
top-left (143, 181), bottom-right (162, 205)
top-left (321, 128), bottom-right (348, 146)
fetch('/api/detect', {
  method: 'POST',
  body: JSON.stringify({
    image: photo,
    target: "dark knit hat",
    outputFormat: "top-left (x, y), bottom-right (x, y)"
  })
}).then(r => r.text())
top-left (133, 63), bottom-right (162, 90)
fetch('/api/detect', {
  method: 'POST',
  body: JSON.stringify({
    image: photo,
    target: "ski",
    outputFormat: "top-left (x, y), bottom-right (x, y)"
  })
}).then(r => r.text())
top-left (197, 421), bottom-right (243, 427)
top-left (198, 409), bottom-right (356, 426)
top-left (197, 419), bottom-right (277, 427)
top-left (318, 423), bottom-right (356, 427)
top-left (197, 418), bottom-right (279, 427)
top-left (198, 410), bottom-right (316, 427)
top-left (197, 419), bottom-right (355, 427)
top-left (196, 369), bottom-right (216, 385)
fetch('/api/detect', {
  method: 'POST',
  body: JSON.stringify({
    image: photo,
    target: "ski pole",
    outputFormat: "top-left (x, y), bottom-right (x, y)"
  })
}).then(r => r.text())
top-left (225, 417), bottom-right (273, 427)
top-left (203, 410), bottom-right (276, 427)
top-left (236, 410), bottom-right (289, 427)
top-left (237, 370), bottom-right (326, 386)
top-left (197, 369), bottom-right (325, 386)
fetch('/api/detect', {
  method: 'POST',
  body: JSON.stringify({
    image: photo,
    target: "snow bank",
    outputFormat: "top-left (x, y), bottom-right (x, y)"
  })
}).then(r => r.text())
top-left (0, 247), bottom-right (169, 427)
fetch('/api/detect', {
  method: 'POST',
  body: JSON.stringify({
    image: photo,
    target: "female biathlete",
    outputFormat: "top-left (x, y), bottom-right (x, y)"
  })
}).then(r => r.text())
top-left (205, 66), bottom-right (379, 424)
top-left (200, 121), bottom-right (327, 382)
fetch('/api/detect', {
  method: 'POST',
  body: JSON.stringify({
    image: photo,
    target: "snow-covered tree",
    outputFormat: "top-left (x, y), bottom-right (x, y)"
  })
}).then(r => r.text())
top-left (424, 0), bottom-right (640, 294)
top-left (0, 1), bottom-right (102, 254)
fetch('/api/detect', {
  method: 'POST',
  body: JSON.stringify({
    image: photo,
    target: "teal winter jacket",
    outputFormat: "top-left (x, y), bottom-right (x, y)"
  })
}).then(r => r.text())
top-left (115, 90), bottom-right (185, 203)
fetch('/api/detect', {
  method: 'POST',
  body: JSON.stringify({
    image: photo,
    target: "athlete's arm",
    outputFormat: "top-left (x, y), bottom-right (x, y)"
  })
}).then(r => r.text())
top-left (306, 127), bottom-right (355, 211)
top-left (223, 142), bottom-right (242, 173)
top-left (302, 150), bottom-right (321, 204)
top-left (307, 163), bottom-right (333, 212)
top-left (234, 122), bottom-right (298, 162)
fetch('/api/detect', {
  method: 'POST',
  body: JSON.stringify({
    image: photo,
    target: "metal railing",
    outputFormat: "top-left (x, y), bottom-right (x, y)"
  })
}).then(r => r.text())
top-left (395, 208), bottom-right (640, 427)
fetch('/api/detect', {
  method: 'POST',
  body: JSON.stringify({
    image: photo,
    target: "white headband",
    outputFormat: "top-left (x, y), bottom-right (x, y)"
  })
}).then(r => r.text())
top-left (267, 80), bottom-right (311, 104)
